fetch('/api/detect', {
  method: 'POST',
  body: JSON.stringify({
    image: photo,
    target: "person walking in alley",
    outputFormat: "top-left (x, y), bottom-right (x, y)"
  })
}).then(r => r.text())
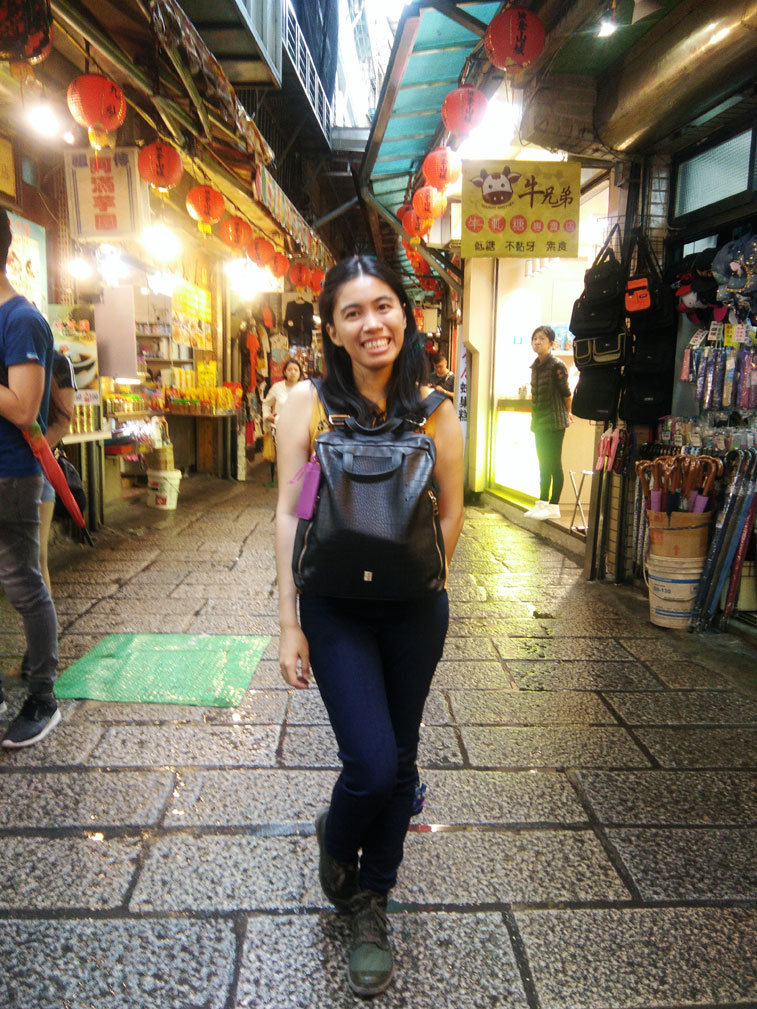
top-left (261, 356), bottom-right (304, 486)
top-left (523, 324), bottom-right (572, 521)
top-left (0, 208), bottom-right (61, 748)
top-left (275, 256), bottom-right (464, 997)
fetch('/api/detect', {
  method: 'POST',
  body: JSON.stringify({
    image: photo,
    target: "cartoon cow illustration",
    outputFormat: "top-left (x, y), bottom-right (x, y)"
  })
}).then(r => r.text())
top-left (470, 166), bottom-right (522, 205)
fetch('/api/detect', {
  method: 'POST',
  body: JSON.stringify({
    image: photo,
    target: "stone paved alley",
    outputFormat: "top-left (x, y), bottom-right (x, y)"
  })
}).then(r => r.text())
top-left (1, 468), bottom-right (756, 1009)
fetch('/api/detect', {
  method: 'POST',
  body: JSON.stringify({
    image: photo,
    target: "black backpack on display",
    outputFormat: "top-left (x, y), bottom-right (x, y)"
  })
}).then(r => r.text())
top-left (618, 367), bottom-right (674, 425)
top-left (569, 223), bottom-right (626, 340)
top-left (571, 367), bottom-right (622, 422)
top-left (582, 223), bottom-right (625, 305)
top-left (292, 381), bottom-right (447, 601)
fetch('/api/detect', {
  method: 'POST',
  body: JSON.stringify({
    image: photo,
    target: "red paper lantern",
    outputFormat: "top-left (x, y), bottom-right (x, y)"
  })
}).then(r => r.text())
top-left (185, 185), bottom-right (225, 235)
top-left (289, 263), bottom-right (311, 289)
top-left (309, 268), bottom-right (325, 295)
top-left (413, 185), bottom-right (446, 220)
top-left (441, 86), bottom-right (487, 135)
top-left (422, 147), bottom-right (462, 191)
top-left (67, 74), bottom-right (127, 149)
top-left (396, 202), bottom-right (412, 221)
top-left (0, 0), bottom-right (53, 64)
top-left (137, 140), bottom-right (183, 193)
top-left (402, 209), bottom-right (433, 245)
top-left (219, 216), bottom-right (253, 250)
top-left (484, 7), bottom-right (545, 69)
top-left (248, 236), bottom-right (274, 267)
top-left (271, 252), bottom-right (290, 279)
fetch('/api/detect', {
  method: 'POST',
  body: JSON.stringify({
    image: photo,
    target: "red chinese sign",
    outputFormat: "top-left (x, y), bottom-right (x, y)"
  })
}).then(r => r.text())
top-left (461, 159), bottom-right (580, 258)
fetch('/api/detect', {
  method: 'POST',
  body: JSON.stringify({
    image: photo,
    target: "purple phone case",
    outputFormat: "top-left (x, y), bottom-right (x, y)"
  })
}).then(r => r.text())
top-left (296, 460), bottom-right (321, 519)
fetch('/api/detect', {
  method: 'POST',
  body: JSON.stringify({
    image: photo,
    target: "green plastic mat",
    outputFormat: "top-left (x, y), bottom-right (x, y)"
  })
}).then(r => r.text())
top-left (54, 634), bottom-right (270, 707)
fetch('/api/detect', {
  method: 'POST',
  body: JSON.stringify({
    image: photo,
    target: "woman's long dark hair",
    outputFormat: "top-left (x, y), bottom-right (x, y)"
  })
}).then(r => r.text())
top-left (318, 255), bottom-right (426, 425)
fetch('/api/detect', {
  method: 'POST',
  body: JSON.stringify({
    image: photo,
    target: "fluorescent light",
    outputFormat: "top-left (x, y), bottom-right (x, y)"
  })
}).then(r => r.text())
top-left (115, 376), bottom-right (141, 386)
top-left (97, 245), bottom-right (130, 286)
top-left (28, 104), bottom-right (59, 137)
top-left (146, 271), bottom-right (182, 297)
top-left (225, 258), bottom-right (279, 298)
top-left (68, 256), bottom-right (93, 280)
top-left (141, 222), bottom-right (182, 263)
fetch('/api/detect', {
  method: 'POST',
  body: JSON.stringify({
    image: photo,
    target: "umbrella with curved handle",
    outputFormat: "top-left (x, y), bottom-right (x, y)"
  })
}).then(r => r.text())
top-left (22, 422), bottom-right (94, 546)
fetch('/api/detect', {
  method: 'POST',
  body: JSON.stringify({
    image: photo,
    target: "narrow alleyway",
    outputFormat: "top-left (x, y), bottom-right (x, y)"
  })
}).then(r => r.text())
top-left (0, 467), bottom-right (755, 1009)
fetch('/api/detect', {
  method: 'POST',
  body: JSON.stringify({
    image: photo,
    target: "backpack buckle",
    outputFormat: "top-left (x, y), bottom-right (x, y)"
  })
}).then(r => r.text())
top-left (327, 413), bottom-right (350, 426)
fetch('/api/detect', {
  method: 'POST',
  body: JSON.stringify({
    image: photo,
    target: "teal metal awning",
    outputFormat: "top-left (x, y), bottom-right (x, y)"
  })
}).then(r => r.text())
top-left (359, 2), bottom-right (504, 297)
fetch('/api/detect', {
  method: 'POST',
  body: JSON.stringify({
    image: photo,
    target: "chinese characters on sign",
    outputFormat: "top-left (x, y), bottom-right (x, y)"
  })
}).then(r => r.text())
top-left (64, 148), bottom-right (150, 240)
top-left (461, 160), bottom-right (581, 258)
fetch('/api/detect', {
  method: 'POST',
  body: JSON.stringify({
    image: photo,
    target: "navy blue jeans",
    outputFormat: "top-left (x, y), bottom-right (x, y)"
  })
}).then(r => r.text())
top-left (299, 590), bottom-right (449, 894)
top-left (0, 474), bottom-right (58, 699)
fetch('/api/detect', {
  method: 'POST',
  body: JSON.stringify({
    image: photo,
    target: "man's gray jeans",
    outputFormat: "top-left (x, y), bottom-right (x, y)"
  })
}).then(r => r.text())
top-left (0, 474), bottom-right (58, 699)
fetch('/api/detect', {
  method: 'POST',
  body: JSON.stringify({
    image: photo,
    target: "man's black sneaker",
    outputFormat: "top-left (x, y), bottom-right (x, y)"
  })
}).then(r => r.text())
top-left (20, 651), bottom-right (30, 681)
top-left (315, 808), bottom-right (359, 912)
top-left (0, 684), bottom-right (6, 717)
top-left (1, 696), bottom-right (60, 749)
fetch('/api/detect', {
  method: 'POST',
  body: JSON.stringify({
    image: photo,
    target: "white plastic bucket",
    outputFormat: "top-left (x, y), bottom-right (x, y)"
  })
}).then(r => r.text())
top-left (147, 468), bottom-right (181, 510)
top-left (645, 553), bottom-right (705, 629)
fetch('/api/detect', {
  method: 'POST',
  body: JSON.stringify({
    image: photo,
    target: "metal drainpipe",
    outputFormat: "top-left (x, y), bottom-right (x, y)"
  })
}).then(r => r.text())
top-left (595, 0), bottom-right (757, 152)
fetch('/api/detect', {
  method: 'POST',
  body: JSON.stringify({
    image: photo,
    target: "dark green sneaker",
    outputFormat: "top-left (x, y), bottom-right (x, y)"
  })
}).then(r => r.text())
top-left (347, 889), bottom-right (393, 997)
top-left (315, 808), bottom-right (358, 912)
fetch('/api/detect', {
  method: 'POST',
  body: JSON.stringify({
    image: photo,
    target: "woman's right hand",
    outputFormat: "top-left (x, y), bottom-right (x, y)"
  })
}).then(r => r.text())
top-left (279, 624), bottom-right (311, 689)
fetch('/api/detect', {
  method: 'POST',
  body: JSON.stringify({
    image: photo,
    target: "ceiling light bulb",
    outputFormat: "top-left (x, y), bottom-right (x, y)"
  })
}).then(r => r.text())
top-left (140, 223), bottom-right (182, 263)
top-left (597, 18), bottom-right (617, 37)
top-left (28, 104), bottom-right (59, 137)
top-left (68, 256), bottom-right (92, 280)
top-left (62, 130), bottom-right (76, 145)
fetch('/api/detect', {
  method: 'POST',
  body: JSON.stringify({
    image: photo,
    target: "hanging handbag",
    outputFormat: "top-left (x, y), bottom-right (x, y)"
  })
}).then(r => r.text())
top-left (573, 330), bottom-right (628, 370)
top-left (262, 430), bottom-right (276, 462)
top-left (618, 367), bottom-right (674, 424)
top-left (583, 223), bottom-right (625, 305)
top-left (571, 367), bottom-right (622, 422)
top-left (293, 381), bottom-right (447, 600)
top-left (625, 229), bottom-right (676, 330)
top-left (569, 293), bottom-right (624, 339)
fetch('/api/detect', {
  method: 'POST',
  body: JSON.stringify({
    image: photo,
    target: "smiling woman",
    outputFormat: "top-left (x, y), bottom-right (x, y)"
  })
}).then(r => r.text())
top-left (273, 255), bottom-right (464, 998)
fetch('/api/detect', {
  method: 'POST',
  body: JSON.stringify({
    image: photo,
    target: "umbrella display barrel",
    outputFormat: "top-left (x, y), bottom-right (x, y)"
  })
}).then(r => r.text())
top-left (147, 469), bottom-right (181, 510)
top-left (647, 510), bottom-right (711, 558)
top-left (645, 554), bottom-right (706, 629)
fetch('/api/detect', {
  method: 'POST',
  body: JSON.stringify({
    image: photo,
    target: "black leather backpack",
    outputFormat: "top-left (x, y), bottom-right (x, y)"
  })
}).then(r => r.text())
top-left (293, 381), bottom-right (447, 600)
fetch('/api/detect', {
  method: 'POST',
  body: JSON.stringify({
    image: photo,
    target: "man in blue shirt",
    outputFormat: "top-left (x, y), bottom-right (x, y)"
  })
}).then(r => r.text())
top-left (0, 207), bottom-right (60, 748)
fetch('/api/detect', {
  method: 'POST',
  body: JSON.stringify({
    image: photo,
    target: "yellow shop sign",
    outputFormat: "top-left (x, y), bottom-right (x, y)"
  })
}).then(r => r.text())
top-left (461, 160), bottom-right (581, 258)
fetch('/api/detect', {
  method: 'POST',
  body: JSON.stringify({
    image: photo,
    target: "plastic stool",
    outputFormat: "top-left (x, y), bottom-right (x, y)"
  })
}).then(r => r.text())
top-left (569, 469), bottom-right (593, 531)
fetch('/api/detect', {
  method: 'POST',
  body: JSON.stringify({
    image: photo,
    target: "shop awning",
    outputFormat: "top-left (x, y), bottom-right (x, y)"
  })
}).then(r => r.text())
top-left (359, 2), bottom-right (503, 297)
top-left (47, 0), bottom-right (333, 267)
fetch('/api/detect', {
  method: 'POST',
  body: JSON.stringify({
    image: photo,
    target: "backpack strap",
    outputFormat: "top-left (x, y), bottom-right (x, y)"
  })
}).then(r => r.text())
top-left (311, 378), bottom-right (446, 432)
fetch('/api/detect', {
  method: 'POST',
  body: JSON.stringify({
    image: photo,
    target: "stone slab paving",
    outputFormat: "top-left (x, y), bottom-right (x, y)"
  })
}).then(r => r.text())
top-left (516, 907), bottom-right (756, 1009)
top-left (0, 477), bottom-right (755, 1007)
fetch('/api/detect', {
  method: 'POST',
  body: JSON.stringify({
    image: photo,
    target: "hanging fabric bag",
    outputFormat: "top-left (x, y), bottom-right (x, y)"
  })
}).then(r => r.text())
top-left (583, 223), bottom-right (625, 305)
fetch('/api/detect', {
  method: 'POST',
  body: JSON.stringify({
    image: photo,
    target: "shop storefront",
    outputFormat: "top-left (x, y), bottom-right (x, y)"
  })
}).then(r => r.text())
top-left (0, 0), bottom-right (333, 527)
top-left (623, 122), bottom-right (757, 631)
top-left (487, 183), bottom-right (611, 525)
